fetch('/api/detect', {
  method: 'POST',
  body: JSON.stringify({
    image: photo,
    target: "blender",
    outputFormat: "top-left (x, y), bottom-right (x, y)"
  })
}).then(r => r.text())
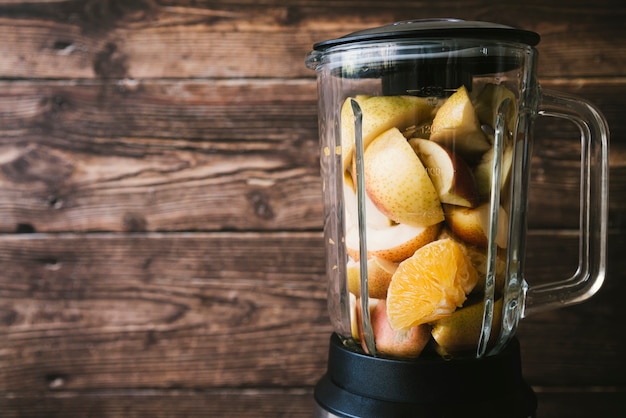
top-left (305, 19), bottom-right (609, 417)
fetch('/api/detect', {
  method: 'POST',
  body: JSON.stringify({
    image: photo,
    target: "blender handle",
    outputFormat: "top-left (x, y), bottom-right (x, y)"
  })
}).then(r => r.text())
top-left (522, 88), bottom-right (610, 317)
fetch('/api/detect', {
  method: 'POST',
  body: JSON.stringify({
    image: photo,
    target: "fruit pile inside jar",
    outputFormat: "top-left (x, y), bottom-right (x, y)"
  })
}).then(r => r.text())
top-left (341, 84), bottom-right (515, 359)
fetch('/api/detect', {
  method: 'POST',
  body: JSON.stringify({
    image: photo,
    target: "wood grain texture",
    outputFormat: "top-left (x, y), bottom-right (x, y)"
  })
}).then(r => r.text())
top-left (0, 0), bottom-right (624, 79)
top-left (0, 389), bottom-right (318, 418)
top-left (1, 232), bottom-right (624, 390)
top-left (0, 0), bottom-right (624, 416)
top-left (0, 79), bottom-right (322, 232)
top-left (1, 390), bottom-right (625, 418)
top-left (0, 232), bottom-right (330, 390)
top-left (0, 79), bottom-right (623, 233)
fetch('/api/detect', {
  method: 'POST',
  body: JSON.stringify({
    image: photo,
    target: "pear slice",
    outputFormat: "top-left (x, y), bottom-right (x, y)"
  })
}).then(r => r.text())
top-left (346, 220), bottom-right (441, 263)
top-left (430, 86), bottom-right (491, 160)
top-left (474, 83), bottom-right (517, 134)
top-left (347, 257), bottom-right (398, 299)
top-left (364, 127), bottom-right (444, 227)
top-left (431, 297), bottom-right (503, 357)
top-left (444, 203), bottom-right (509, 249)
top-left (343, 175), bottom-right (440, 262)
top-left (410, 138), bottom-right (478, 207)
top-left (341, 95), bottom-right (434, 172)
top-left (474, 144), bottom-right (514, 199)
top-left (350, 294), bottom-right (376, 342)
top-left (343, 173), bottom-right (391, 230)
top-left (357, 298), bottom-right (431, 359)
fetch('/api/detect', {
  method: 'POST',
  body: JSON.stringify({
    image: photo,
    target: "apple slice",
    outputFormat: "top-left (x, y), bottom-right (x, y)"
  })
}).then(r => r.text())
top-left (410, 138), bottom-right (478, 207)
top-left (341, 95), bottom-right (434, 172)
top-left (430, 86), bottom-right (491, 160)
top-left (444, 203), bottom-right (509, 249)
top-left (364, 127), bottom-right (444, 227)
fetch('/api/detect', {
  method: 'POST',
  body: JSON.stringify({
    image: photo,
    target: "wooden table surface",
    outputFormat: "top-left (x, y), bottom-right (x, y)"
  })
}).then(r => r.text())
top-left (0, 1), bottom-right (624, 417)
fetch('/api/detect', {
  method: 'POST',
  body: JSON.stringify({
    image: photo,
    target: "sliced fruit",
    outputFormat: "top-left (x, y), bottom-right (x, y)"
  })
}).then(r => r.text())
top-left (364, 127), bottom-right (444, 227)
top-left (350, 293), bottom-right (360, 341)
top-left (343, 170), bottom-right (356, 193)
top-left (344, 177), bottom-right (440, 263)
top-left (437, 227), bottom-right (507, 296)
top-left (346, 221), bottom-right (440, 263)
top-left (473, 144), bottom-right (514, 199)
top-left (340, 95), bottom-right (434, 172)
top-left (351, 295), bottom-right (378, 342)
top-left (340, 95), bottom-right (369, 173)
top-left (444, 203), bottom-right (509, 249)
top-left (343, 174), bottom-right (391, 230)
top-left (464, 246), bottom-right (507, 296)
top-left (403, 119), bottom-right (435, 139)
top-left (431, 297), bottom-right (503, 356)
top-left (473, 83), bottom-right (517, 134)
top-left (386, 238), bottom-right (478, 330)
top-left (430, 86), bottom-right (491, 160)
top-left (347, 257), bottom-right (398, 299)
top-left (444, 204), bottom-right (487, 248)
top-left (410, 138), bottom-right (478, 207)
top-left (365, 299), bottom-right (431, 359)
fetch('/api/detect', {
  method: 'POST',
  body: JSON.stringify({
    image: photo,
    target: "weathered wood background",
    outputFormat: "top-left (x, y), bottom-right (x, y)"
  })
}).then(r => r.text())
top-left (0, 0), bottom-right (624, 416)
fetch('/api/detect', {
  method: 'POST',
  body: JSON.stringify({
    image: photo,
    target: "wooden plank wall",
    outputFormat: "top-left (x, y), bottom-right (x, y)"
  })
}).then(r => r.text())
top-left (0, 0), bottom-right (624, 416)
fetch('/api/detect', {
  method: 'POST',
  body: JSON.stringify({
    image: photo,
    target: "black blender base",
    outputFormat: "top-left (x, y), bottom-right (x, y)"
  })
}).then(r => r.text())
top-left (314, 333), bottom-right (536, 418)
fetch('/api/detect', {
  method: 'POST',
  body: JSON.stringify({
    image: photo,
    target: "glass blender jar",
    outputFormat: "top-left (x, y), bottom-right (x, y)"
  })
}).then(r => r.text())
top-left (306, 19), bottom-right (609, 418)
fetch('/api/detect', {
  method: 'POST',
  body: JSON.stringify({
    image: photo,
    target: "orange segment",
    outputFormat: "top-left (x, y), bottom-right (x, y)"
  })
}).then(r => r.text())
top-left (386, 238), bottom-right (478, 330)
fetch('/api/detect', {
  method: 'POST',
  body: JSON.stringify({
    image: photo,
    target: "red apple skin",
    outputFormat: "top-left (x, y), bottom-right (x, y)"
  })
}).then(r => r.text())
top-left (441, 146), bottom-right (479, 208)
top-left (411, 138), bottom-right (479, 208)
top-left (360, 299), bottom-right (431, 359)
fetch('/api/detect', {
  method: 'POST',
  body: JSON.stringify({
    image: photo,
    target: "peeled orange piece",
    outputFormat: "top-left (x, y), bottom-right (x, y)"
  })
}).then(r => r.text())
top-left (386, 238), bottom-right (478, 330)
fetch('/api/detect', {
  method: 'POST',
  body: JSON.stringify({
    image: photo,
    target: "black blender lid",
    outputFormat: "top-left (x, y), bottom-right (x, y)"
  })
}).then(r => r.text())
top-left (313, 18), bottom-right (540, 51)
